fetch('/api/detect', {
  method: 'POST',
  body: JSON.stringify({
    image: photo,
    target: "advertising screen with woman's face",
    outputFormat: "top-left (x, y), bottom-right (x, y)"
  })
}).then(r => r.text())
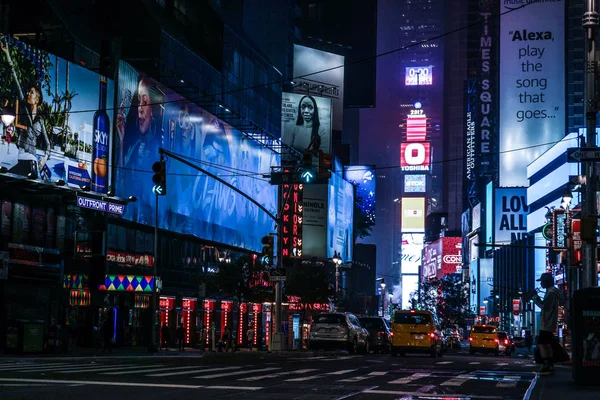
top-left (281, 92), bottom-right (332, 154)
top-left (115, 61), bottom-right (278, 252)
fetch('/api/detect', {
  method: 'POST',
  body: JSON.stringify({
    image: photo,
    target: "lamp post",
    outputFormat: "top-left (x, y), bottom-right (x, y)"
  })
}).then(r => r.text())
top-left (332, 251), bottom-right (342, 295)
top-left (1, 105), bottom-right (15, 149)
top-left (560, 188), bottom-right (573, 340)
top-left (380, 279), bottom-right (386, 317)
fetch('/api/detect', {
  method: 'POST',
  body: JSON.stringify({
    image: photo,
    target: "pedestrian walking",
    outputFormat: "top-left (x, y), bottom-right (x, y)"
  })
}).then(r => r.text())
top-left (247, 326), bottom-right (255, 351)
top-left (161, 323), bottom-right (170, 350)
top-left (177, 324), bottom-right (185, 351)
top-left (525, 331), bottom-right (533, 354)
top-left (529, 272), bottom-right (560, 375)
top-left (223, 326), bottom-right (231, 352)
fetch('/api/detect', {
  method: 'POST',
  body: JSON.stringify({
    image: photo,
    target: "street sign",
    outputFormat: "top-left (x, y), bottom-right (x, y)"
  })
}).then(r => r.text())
top-left (269, 172), bottom-right (297, 185)
top-left (269, 268), bottom-right (287, 282)
top-left (567, 147), bottom-right (600, 163)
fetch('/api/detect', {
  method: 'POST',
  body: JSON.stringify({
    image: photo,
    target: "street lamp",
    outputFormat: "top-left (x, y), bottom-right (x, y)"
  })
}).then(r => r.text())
top-left (2, 105), bottom-right (15, 151)
top-left (332, 251), bottom-right (342, 294)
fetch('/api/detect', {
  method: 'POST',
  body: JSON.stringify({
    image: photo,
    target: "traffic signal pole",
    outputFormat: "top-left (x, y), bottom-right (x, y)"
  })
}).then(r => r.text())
top-left (583, 1), bottom-right (599, 288)
top-left (151, 191), bottom-right (158, 352)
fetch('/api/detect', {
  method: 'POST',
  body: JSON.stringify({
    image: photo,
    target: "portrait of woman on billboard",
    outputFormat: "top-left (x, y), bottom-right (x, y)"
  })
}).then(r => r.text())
top-left (282, 94), bottom-right (331, 154)
top-left (116, 73), bottom-right (164, 224)
top-left (1, 40), bottom-right (51, 179)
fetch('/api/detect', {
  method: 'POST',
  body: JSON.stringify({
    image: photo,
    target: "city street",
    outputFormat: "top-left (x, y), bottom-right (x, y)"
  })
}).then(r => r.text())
top-left (0, 348), bottom-right (540, 400)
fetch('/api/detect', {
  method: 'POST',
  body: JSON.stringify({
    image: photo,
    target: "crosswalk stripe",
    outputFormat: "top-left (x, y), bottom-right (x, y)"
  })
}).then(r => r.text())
top-left (436, 361), bottom-right (454, 364)
top-left (326, 369), bottom-right (358, 375)
top-left (148, 366), bottom-right (241, 377)
top-left (102, 366), bottom-right (207, 376)
top-left (285, 368), bottom-right (356, 382)
top-left (0, 363), bottom-right (82, 371)
top-left (337, 371), bottom-right (388, 383)
top-left (192, 367), bottom-right (281, 380)
top-left (441, 374), bottom-right (474, 386)
top-left (496, 375), bottom-right (520, 388)
top-left (239, 368), bottom-right (318, 382)
top-left (388, 373), bottom-right (431, 384)
top-left (469, 362), bottom-right (481, 365)
top-left (57, 364), bottom-right (164, 374)
top-left (495, 363), bottom-right (509, 366)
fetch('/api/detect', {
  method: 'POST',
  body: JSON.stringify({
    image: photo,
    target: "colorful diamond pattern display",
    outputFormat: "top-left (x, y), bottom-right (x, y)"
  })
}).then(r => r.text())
top-left (63, 274), bottom-right (89, 289)
top-left (98, 275), bottom-right (155, 292)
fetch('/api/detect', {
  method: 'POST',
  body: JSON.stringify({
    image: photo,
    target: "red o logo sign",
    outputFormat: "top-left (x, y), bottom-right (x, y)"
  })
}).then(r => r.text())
top-left (401, 142), bottom-right (430, 170)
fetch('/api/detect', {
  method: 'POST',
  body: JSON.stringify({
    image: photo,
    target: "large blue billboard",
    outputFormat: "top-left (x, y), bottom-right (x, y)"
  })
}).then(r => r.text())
top-left (343, 165), bottom-right (375, 224)
top-left (115, 61), bottom-right (278, 252)
top-left (328, 173), bottom-right (354, 261)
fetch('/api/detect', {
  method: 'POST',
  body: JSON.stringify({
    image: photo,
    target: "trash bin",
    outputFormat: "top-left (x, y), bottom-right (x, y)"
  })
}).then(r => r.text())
top-left (22, 320), bottom-right (45, 353)
top-left (5, 320), bottom-right (19, 354)
top-left (572, 287), bottom-right (600, 385)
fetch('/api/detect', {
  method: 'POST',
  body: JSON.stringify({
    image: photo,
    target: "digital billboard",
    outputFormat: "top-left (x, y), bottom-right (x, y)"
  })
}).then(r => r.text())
top-left (421, 237), bottom-right (462, 279)
top-left (401, 142), bottom-right (430, 172)
top-left (344, 165), bottom-right (375, 224)
top-left (0, 36), bottom-right (115, 192)
top-left (401, 197), bottom-right (425, 233)
top-left (401, 233), bottom-right (424, 274)
top-left (404, 174), bottom-right (426, 193)
top-left (406, 113), bottom-right (427, 142)
top-left (328, 173), bottom-right (354, 261)
top-left (401, 274), bottom-right (419, 311)
top-left (494, 187), bottom-right (528, 246)
top-left (115, 61), bottom-right (278, 252)
top-left (281, 92), bottom-right (332, 154)
top-left (405, 66), bottom-right (433, 86)
top-left (499, 0), bottom-right (565, 187)
top-left (293, 45), bottom-right (344, 132)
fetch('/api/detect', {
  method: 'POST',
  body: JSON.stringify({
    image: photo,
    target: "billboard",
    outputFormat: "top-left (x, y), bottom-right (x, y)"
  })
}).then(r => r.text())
top-left (405, 66), bottom-right (433, 86)
top-left (281, 92), bottom-right (332, 154)
top-left (401, 274), bottom-right (419, 310)
top-left (494, 187), bottom-right (528, 245)
top-left (401, 197), bottom-right (425, 233)
top-left (115, 61), bottom-right (278, 252)
top-left (302, 183), bottom-right (327, 259)
top-left (421, 237), bottom-right (462, 279)
top-left (406, 113), bottom-right (427, 142)
top-left (404, 174), bottom-right (427, 193)
top-left (344, 165), bottom-right (376, 224)
top-left (400, 142), bottom-right (431, 172)
top-left (401, 233), bottom-right (424, 274)
top-left (0, 36), bottom-right (115, 192)
top-left (293, 45), bottom-right (344, 132)
top-left (499, 0), bottom-right (565, 187)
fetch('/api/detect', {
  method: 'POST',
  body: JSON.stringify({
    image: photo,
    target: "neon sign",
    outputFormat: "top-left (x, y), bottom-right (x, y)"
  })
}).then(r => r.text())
top-left (282, 174), bottom-right (303, 259)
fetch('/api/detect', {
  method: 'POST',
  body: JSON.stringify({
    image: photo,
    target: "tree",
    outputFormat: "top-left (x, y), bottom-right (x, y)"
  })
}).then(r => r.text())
top-left (410, 274), bottom-right (471, 328)
top-left (354, 193), bottom-right (375, 239)
top-left (283, 259), bottom-right (333, 304)
top-left (207, 255), bottom-right (273, 303)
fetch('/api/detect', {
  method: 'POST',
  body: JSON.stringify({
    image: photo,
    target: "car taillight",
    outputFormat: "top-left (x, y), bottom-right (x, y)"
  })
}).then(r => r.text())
top-left (390, 332), bottom-right (394, 336)
top-left (494, 338), bottom-right (499, 343)
top-left (430, 332), bottom-right (436, 339)
top-left (377, 331), bottom-right (387, 337)
top-left (504, 339), bottom-right (509, 345)
top-left (469, 337), bottom-right (473, 342)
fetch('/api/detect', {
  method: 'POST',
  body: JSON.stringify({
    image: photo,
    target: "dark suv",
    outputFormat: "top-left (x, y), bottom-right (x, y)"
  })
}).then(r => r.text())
top-left (358, 316), bottom-right (392, 354)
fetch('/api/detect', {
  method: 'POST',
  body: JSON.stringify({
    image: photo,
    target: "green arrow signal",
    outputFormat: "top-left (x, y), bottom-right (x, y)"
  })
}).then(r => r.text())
top-left (301, 170), bottom-right (315, 183)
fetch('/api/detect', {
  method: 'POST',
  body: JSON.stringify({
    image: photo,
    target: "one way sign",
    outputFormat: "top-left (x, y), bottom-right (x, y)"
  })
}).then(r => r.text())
top-left (567, 148), bottom-right (600, 163)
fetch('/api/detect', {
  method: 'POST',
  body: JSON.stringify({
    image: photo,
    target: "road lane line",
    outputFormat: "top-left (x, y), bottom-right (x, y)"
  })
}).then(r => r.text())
top-left (362, 389), bottom-right (504, 399)
top-left (148, 366), bottom-right (241, 377)
top-left (388, 372), bottom-right (431, 384)
top-left (0, 363), bottom-right (83, 372)
top-left (337, 371), bottom-right (388, 383)
top-left (192, 367), bottom-right (281, 380)
top-left (441, 374), bottom-right (474, 386)
top-left (327, 369), bottom-right (358, 375)
top-left (285, 369), bottom-right (356, 382)
top-left (239, 368), bottom-right (318, 381)
top-left (496, 375), bottom-right (520, 388)
top-left (495, 363), bottom-right (509, 366)
top-left (469, 362), bottom-right (481, 365)
top-left (103, 366), bottom-right (208, 375)
top-left (55, 364), bottom-right (164, 374)
top-left (436, 361), bottom-right (454, 364)
top-left (0, 377), bottom-right (204, 389)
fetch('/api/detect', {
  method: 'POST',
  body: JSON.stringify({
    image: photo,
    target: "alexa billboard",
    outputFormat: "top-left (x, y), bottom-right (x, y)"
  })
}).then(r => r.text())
top-left (0, 36), bottom-right (115, 193)
top-left (115, 61), bottom-right (278, 252)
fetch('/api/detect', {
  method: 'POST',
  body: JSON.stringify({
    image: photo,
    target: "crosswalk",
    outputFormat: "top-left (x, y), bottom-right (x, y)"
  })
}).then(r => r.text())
top-left (0, 360), bottom-right (534, 393)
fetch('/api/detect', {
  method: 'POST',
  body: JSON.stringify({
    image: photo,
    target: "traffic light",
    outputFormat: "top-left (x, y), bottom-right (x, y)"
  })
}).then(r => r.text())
top-left (299, 151), bottom-right (318, 183)
top-left (261, 234), bottom-right (274, 266)
top-left (152, 161), bottom-right (167, 196)
top-left (581, 215), bottom-right (599, 243)
top-left (318, 151), bottom-right (332, 182)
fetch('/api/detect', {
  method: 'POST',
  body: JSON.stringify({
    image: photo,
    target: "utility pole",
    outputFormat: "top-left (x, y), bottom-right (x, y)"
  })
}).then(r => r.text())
top-left (583, 0), bottom-right (599, 288)
top-left (271, 184), bottom-right (285, 351)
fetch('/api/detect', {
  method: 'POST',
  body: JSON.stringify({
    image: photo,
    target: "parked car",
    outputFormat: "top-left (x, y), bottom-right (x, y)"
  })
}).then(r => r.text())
top-left (390, 309), bottom-right (444, 358)
top-left (358, 316), bottom-right (392, 354)
top-left (309, 312), bottom-right (369, 354)
top-left (513, 336), bottom-right (526, 348)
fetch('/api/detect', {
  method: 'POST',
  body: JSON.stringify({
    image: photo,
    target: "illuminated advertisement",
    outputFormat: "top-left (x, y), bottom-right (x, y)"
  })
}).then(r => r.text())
top-left (293, 45), bottom-right (344, 132)
top-left (281, 92), bottom-right (332, 154)
top-left (343, 165), bottom-right (376, 224)
top-left (464, 79), bottom-right (477, 182)
top-left (0, 36), bottom-right (115, 192)
top-left (401, 275), bottom-right (419, 310)
top-left (328, 173), bottom-right (354, 261)
top-left (406, 111), bottom-right (427, 141)
top-left (115, 61), bottom-right (278, 252)
top-left (301, 182), bottom-right (325, 259)
top-left (499, 0), bottom-right (565, 187)
top-left (421, 237), bottom-right (462, 279)
top-left (282, 179), bottom-right (303, 259)
top-left (404, 174), bottom-right (426, 193)
top-left (400, 142), bottom-right (431, 172)
top-left (401, 233), bottom-right (424, 274)
top-left (405, 66), bottom-right (433, 86)
top-left (479, 258), bottom-right (493, 306)
top-left (494, 187), bottom-right (528, 245)
top-left (401, 197), bottom-right (425, 233)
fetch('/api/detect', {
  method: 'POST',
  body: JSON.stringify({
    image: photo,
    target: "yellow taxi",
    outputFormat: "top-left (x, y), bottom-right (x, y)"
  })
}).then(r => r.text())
top-left (469, 324), bottom-right (499, 355)
top-left (390, 309), bottom-right (444, 358)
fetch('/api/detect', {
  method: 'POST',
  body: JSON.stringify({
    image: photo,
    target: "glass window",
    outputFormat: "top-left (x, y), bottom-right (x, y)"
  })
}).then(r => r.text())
top-left (472, 326), bottom-right (497, 334)
top-left (313, 314), bottom-right (345, 325)
top-left (359, 318), bottom-right (385, 330)
top-left (394, 313), bottom-right (431, 324)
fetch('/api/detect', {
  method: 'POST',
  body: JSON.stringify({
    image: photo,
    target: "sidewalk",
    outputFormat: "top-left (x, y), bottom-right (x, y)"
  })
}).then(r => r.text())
top-left (526, 366), bottom-right (600, 400)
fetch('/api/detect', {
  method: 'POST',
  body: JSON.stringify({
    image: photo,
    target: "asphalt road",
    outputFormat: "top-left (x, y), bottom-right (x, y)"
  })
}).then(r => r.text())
top-left (0, 348), bottom-right (540, 400)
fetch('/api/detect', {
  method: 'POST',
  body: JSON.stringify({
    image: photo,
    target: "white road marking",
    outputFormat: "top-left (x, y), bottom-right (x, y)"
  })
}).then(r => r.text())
top-left (495, 363), bottom-right (509, 366)
top-left (337, 371), bottom-right (388, 383)
top-left (362, 389), bottom-right (504, 399)
top-left (193, 367), bottom-right (281, 380)
top-left (496, 375), bottom-right (520, 388)
top-left (103, 366), bottom-right (207, 376)
top-left (388, 372), bottom-right (431, 384)
top-left (441, 374), bottom-right (474, 386)
top-left (469, 362), bottom-right (481, 365)
top-left (54, 364), bottom-right (164, 374)
top-left (239, 368), bottom-right (318, 381)
top-left (148, 366), bottom-right (241, 377)
top-left (436, 361), bottom-right (454, 364)
top-left (285, 369), bottom-right (356, 382)
top-left (205, 385), bottom-right (262, 391)
top-left (327, 369), bottom-right (358, 375)
top-left (0, 363), bottom-right (83, 372)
